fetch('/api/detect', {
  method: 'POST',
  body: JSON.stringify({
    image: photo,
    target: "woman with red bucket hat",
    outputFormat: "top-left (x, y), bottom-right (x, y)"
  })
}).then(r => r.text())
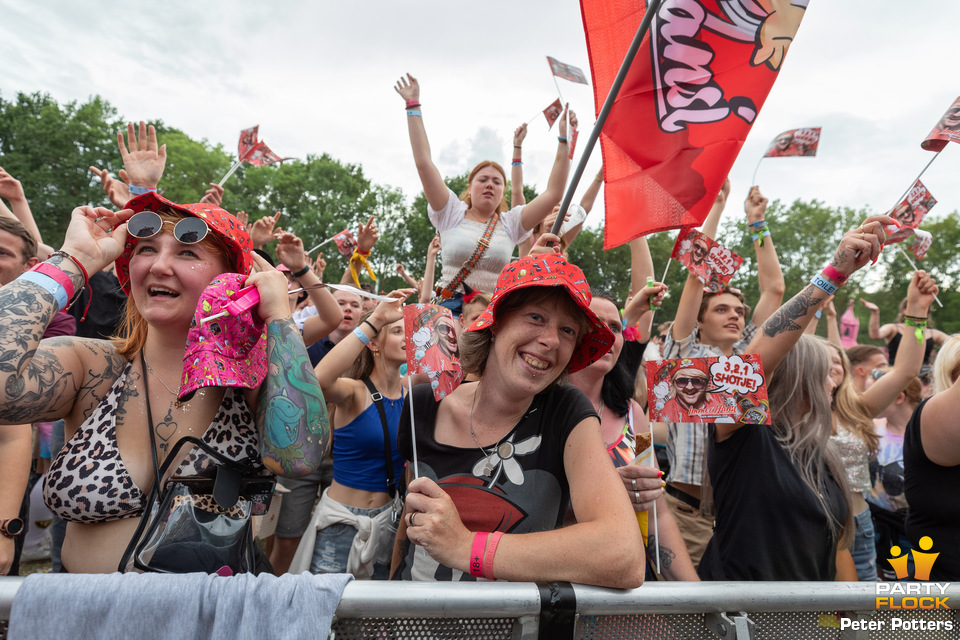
top-left (0, 192), bottom-right (329, 573)
top-left (391, 253), bottom-right (645, 588)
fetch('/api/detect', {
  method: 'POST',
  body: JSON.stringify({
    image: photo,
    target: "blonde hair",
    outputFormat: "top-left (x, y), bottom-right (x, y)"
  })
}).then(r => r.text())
top-left (112, 208), bottom-right (237, 359)
top-left (934, 335), bottom-right (960, 394)
top-left (819, 338), bottom-right (880, 455)
top-left (768, 335), bottom-right (852, 542)
top-left (460, 161), bottom-right (508, 213)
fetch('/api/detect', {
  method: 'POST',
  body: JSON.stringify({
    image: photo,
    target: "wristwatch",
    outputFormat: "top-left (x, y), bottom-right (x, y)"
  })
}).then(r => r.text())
top-left (0, 518), bottom-right (24, 538)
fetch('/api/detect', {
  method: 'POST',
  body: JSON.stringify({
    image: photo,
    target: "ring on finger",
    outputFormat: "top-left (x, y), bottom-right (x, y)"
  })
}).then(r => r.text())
top-left (631, 479), bottom-right (638, 491)
top-left (409, 512), bottom-right (417, 527)
top-left (634, 490), bottom-right (640, 504)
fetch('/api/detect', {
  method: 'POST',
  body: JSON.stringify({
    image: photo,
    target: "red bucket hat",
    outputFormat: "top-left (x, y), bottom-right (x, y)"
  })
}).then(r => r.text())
top-left (115, 192), bottom-right (253, 294)
top-left (467, 253), bottom-right (613, 373)
top-left (179, 273), bottom-right (267, 401)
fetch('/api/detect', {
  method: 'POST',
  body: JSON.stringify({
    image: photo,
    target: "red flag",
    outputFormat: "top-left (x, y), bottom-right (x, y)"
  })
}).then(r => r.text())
top-left (763, 127), bottom-right (821, 158)
top-left (332, 229), bottom-right (358, 257)
top-left (245, 142), bottom-right (290, 167)
top-left (238, 126), bottom-right (259, 160)
top-left (547, 56), bottom-right (589, 84)
top-left (883, 179), bottom-right (936, 239)
top-left (921, 96), bottom-right (960, 152)
top-left (543, 98), bottom-right (563, 129)
top-left (568, 124), bottom-right (579, 160)
top-left (908, 229), bottom-right (933, 261)
top-left (671, 228), bottom-right (743, 293)
top-left (581, 0), bottom-right (809, 248)
top-left (404, 304), bottom-right (464, 401)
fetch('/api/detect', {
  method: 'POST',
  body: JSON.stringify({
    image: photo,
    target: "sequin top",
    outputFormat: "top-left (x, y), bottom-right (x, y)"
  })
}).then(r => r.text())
top-left (830, 423), bottom-right (871, 494)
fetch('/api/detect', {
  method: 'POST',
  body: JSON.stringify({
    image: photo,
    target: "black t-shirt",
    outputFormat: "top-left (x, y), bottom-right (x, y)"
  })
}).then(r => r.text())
top-left (905, 398), bottom-right (960, 581)
top-left (68, 270), bottom-right (126, 340)
top-left (699, 424), bottom-right (847, 581)
top-left (394, 381), bottom-right (596, 581)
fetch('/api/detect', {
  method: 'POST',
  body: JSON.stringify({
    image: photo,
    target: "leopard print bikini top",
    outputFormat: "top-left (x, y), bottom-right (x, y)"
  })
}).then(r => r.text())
top-left (43, 360), bottom-right (263, 523)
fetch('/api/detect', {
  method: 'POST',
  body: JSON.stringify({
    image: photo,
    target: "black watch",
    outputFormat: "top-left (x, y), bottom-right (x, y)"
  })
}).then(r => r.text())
top-left (0, 518), bottom-right (24, 538)
top-left (291, 265), bottom-right (311, 279)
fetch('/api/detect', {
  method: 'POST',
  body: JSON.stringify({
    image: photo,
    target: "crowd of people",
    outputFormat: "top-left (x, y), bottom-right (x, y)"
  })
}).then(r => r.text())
top-left (0, 75), bottom-right (957, 587)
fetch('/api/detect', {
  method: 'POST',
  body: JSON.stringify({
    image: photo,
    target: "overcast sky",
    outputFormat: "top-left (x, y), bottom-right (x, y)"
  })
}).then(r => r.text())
top-left (3, 0), bottom-right (959, 239)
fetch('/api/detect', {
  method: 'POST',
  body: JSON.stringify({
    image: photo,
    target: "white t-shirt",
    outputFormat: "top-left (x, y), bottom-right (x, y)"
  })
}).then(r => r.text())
top-left (428, 189), bottom-right (532, 294)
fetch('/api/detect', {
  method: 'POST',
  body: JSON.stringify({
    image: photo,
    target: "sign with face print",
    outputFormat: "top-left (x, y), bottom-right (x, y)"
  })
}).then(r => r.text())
top-left (646, 354), bottom-right (770, 424)
top-left (404, 304), bottom-right (464, 401)
top-left (671, 228), bottom-right (743, 293)
top-left (763, 127), bottom-right (821, 157)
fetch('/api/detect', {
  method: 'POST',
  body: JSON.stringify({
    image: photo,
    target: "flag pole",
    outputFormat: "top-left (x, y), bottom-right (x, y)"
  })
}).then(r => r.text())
top-left (894, 245), bottom-right (943, 308)
top-left (890, 150), bottom-right (942, 207)
top-left (307, 236), bottom-right (336, 255)
top-left (751, 157), bottom-right (764, 186)
top-left (647, 255), bottom-right (673, 327)
top-left (551, 0), bottom-right (665, 236)
top-left (552, 77), bottom-right (566, 111)
top-left (217, 159), bottom-right (243, 188)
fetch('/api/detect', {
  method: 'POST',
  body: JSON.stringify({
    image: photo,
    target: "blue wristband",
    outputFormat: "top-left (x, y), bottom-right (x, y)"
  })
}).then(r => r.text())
top-left (352, 326), bottom-right (371, 345)
top-left (815, 310), bottom-right (823, 319)
top-left (751, 230), bottom-right (771, 243)
top-left (810, 273), bottom-right (838, 296)
top-left (511, 161), bottom-right (522, 166)
top-left (128, 185), bottom-right (157, 196)
top-left (557, 136), bottom-right (568, 143)
top-left (406, 110), bottom-right (422, 117)
top-left (17, 271), bottom-right (69, 309)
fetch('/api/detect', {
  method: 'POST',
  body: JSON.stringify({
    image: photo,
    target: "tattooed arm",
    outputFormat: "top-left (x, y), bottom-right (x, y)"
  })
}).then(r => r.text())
top-left (244, 254), bottom-right (330, 477)
top-left (746, 214), bottom-right (895, 382)
top-left (647, 491), bottom-right (699, 581)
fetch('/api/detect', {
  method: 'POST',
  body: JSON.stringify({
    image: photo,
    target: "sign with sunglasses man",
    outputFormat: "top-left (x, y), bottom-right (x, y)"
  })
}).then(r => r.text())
top-left (404, 303), bottom-right (463, 401)
top-left (647, 355), bottom-right (770, 424)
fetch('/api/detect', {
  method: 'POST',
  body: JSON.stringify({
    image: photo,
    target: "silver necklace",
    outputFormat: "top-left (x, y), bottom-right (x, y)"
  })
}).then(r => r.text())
top-left (144, 357), bottom-right (181, 405)
top-left (468, 380), bottom-right (529, 476)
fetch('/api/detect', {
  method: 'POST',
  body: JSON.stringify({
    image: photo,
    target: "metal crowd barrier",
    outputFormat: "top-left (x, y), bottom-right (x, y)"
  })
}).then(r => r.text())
top-left (2, 578), bottom-right (959, 639)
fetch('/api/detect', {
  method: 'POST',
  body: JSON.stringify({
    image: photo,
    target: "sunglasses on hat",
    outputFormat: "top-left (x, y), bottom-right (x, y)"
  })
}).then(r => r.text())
top-left (127, 211), bottom-right (210, 244)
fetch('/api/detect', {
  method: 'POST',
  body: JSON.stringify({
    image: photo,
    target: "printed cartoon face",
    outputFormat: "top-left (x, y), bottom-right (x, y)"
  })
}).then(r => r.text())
top-left (434, 314), bottom-right (459, 359)
top-left (774, 132), bottom-right (794, 151)
top-left (672, 368), bottom-right (709, 408)
top-left (938, 98), bottom-right (960, 131)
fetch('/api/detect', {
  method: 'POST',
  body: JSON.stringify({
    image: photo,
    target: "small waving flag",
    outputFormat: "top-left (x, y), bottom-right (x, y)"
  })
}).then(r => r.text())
top-left (218, 125), bottom-right (292, 186)
top-left (543, 98), bottom-right (563, 129)
top-left (547, 56), bottom-right (589, 85)
top-left (671, 229), bottom-right (744, 294)
top-left (884, 179), bottom-right (936, 240)
top-left (763, 127), bottom-right (821, 158)
top-left (404, 304), bottom-right (464, 401)
top-left (921, 96), bottom-right (960, 152)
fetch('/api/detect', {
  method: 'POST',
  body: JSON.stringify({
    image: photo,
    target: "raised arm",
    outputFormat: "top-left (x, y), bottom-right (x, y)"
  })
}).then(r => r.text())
top-left (518, 107), bottom-right (574, 231)
top-left (859, 271), bottom-right (938, 417)
top-left (117, 121), bottom-right (167, 191)
top-left (670, 179), bottom-right (730, 340)
top-left (859, 298), bottom-right (892, 341)
top-left (0, 167), bottom-right (43, 248)
top-left (275, 230), bottom-right (342, 346)
top-left (340, 215), bottom-right (378, 286)
top-left (395, 74), bottom-right (449, 211)
top-left (246, 253), bottom-right (330, 478)
top-left (511, 124), bottom-right (527, 208)
top-left (824, 297), bottom-right (842, 345)
top-left (744, 186), bottom-right (786, 326)
top-left (579, 167), bottom-right (604, 214)
top-left (747, 215), bottom-right (892, 381)
top-left (0, 206), bottom-right (131, 426)
top-left (419, 234), bottom-right (441, 303)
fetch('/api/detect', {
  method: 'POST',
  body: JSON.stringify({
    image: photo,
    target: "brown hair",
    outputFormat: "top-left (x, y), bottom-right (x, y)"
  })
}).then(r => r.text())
top-left (845, 345), bottom-right (884, 368)
top-left (0, 217), bottom-right (37, 263)
top-left (112, 208), bottom-right (237, 359)
top-left (459, 287), bottom-right (589, 384)
top-left (460, 161), bottom-right (508, 214)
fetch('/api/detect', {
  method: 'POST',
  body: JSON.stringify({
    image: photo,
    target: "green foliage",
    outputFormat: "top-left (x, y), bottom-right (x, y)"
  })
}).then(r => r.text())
top-left (0, 91), bottom-right (124, 243)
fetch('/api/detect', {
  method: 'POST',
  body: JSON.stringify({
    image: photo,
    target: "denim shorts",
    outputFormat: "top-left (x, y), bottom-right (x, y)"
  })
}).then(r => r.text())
top-left (309, 501), bottom-right (394, 579)
top-left (851, 507), bottom-right (878, 582)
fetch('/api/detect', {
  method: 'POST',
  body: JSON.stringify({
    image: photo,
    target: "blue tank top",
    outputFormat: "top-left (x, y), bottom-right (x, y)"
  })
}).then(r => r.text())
top-left (332, 392), bottom-right (406, 492)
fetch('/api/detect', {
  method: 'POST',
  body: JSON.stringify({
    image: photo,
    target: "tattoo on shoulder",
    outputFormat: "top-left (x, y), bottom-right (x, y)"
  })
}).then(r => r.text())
top-left (762, 286), bottom-right (825, 338)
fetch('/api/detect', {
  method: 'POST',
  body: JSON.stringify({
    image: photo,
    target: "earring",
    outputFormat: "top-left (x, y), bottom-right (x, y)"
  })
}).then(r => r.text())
top-left (373, 349), bottom-right (380, 357)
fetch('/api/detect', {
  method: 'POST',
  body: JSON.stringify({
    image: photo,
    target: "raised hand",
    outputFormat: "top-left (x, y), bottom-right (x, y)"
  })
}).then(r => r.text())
top-left (313, 252), bottom-right (327, 282)
top-left (513, 124), bottom-right (527, 148)
top-left (829, 215), bottom-right (896, 277)
top-left (427, 234), bottom-right (441, 257)
top-left (88, 166), bottom-right (131, 208)
top-left (235, 211), bottom-right (249, 227)
top-left (394, 73), bottom-right (420, 102)
top-left (250, 212), bottom-right (282, 249)
top-left (275, 230), bottom-right (307, 272)
top-left (199, 182), bottom-right (223, 206)
top-left (117, 121), bottom-right (167, 189)
top-left (625, 281), bottom-right (669, 319)
top-left (61, 206), bottom-right (134, 274)
top-left (0, 166), bottom-right (26, 204)
top-left (357, 215), bottom-right (379, 253)
top-left (744, 185), bottom-right (768, 223)
top-left (859, 298), bottom-right (879, 313)
top-left (907, 270), bottom-right (939, 313)
top-left (368, 288), bottom-right (416, 329)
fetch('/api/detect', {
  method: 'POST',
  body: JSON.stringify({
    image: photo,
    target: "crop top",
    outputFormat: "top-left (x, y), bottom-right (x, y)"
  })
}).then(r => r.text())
top-left (43, 360), bottom-right (263, 523)
top-left (331, 391), bottom-right (406, 493)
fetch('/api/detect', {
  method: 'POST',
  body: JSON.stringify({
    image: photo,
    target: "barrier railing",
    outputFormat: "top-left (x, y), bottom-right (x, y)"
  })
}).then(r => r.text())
top-left (2, 578), bottom-right (958, 639)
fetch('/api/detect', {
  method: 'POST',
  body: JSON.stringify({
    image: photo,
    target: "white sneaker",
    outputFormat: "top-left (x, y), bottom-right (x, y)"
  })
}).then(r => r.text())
top-left (21, 531), bottom-right (51, 563)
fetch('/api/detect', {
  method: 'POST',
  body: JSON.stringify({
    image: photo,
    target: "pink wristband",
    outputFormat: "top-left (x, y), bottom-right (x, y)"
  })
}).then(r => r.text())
top-left (822, 265), bottom-right (848, 286)
top-left (469, 532), bottom-right (488, 578)
top-left (482, 531), bottom-right (503, 580)
top-left (31, 262), bottom-right (75, 302)
top-left (405, 99), bottom-right (420, 108)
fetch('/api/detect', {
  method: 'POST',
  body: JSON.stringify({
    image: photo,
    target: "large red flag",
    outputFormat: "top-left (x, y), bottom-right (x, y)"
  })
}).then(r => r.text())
top-left (921, 96), bottom-right (960, 152)
top-left (581, 0), bottom-right (809, 248)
